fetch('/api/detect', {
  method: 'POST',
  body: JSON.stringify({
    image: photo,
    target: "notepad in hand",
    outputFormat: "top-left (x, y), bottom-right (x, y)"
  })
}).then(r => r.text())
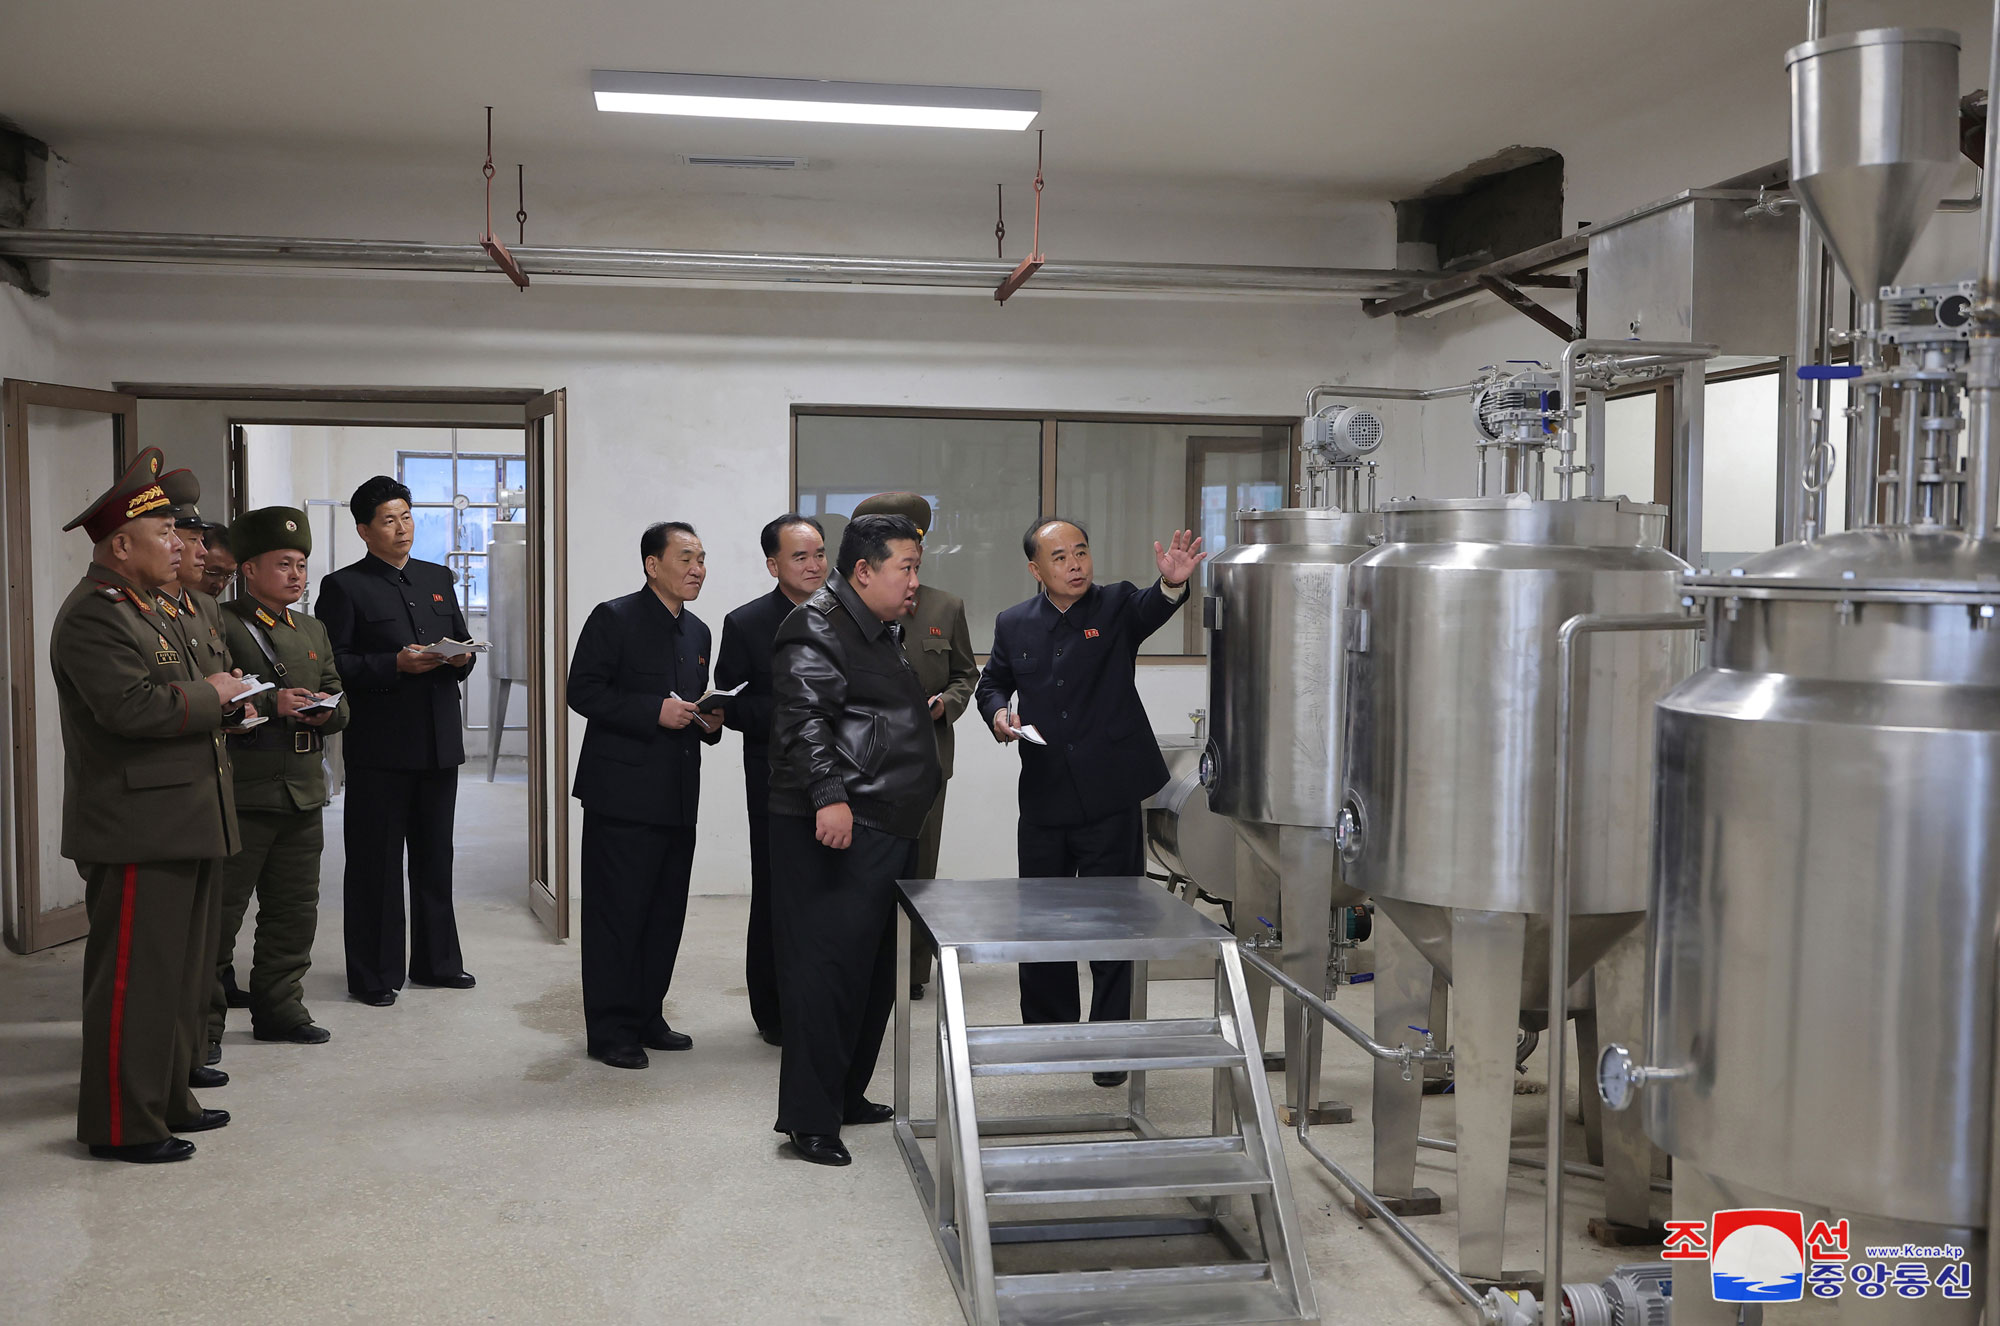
top-left (416, 638), bottom-right (490, 656)
top-left (671, 682), bottom-right (748, 706)
top-left (1008, 723), bottom-right (1048, 746)
top-left (298, 693), bottom-right (343, 712)
top-left (232, 714), bottom-right (269, 731)
top-left (229, 676), bottom-right (276, 704)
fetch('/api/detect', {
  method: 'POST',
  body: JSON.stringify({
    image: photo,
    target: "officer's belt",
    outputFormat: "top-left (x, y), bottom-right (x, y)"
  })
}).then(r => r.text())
top-left (229, 726), bottom-right (323, 754)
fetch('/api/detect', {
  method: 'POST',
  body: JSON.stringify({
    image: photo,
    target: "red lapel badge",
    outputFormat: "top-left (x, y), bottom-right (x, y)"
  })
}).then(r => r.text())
top-left (929, 626), bottom-right (943, 637)
top-left (1084, 628), bottom-right (1101, 639)
top-left (432, 593), bottom-right (445, 602)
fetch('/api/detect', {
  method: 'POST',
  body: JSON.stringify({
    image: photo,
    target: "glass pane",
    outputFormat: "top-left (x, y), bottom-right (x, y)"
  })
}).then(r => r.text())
top-left (1056, 422), bottom-right (1289, 654)
top-left (1701, 373), bottom-right (1785, 567)
top-left (26, 405), bottom-right (121, 914)
top-left (1603, 392), bottom-right (1657, 503)
top-left (503, 459), bottom-right (527, 519)
top-left (456, 457), bottom-right (497, 505)
top-left (794, 415), bottom-right (1043, 650)
top-left (401, 454), bottom-right (453, 504)
top-left (411, 505), bottom-right (451, 566)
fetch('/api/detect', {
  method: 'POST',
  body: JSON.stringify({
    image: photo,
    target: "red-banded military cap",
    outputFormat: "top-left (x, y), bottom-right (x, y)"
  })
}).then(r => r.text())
top-left (62, 447), bottom-right (203, 543)
top-left (852, 491), bottom-right (933, 538)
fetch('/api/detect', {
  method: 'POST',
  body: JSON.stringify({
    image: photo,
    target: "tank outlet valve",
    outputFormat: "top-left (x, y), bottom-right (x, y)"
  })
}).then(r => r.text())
top-left (1596, 1043), bottom-right (1690, 1112)
top-left (1198, 744), bottom-right (1217, 790)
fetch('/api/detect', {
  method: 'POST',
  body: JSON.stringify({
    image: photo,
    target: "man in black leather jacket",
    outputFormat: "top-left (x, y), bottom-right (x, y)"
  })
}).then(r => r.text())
top-left (768, 513), bottom-right (941, 1167)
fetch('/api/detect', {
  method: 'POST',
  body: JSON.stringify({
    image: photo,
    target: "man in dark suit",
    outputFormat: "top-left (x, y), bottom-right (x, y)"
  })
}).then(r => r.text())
top-left (714, 513), bottom-right (827, 1046)
top-left (314, 475), bottom-right (477, 1006)
top-left (768, 515), bottom-right (941, 1167)
top-left (568, 522), bottom-right (724, 1068)
top-left (975, 518), bottom-right (1205, 1077)
top-left (848, 493), bottom-right (977, 1002)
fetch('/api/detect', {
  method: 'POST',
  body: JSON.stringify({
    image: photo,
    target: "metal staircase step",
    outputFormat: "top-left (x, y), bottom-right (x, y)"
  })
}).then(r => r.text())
top-left (981, 1135), bottom-right (1271, 1205)
top-left (994, 1264), bottom-right (1312, 1326)
top-left (965, 1018), bottom-right (1244, 1075)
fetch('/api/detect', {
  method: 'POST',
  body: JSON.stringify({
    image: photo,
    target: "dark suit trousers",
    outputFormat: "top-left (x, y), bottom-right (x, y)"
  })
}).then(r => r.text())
top-left (771, 813), bottom-right (915, 1135)
top-left (581, 812), bottom-right (696, 1053)
top-left (742, 759), bottom-right (781, 1037)
top-left (343, 766), bottom-right (464, 995)
top-left (77, 859), bottom-right (219, 1146)
top-left (1016, 804), bottom-right (1144, 1025)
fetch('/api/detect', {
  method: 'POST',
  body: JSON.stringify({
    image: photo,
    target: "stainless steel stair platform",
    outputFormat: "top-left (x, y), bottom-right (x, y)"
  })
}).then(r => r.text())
top-left (894, 876), bottom-right (1318, 1326)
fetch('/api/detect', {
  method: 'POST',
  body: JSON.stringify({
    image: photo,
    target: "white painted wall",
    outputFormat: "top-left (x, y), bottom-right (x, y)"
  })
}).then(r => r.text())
top-left (39, 261), bottom-right (1403, 899)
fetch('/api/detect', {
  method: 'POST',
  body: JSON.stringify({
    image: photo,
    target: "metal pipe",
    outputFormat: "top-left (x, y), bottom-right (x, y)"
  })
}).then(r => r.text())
top-left (1292, 1127), bottom-right (1487, 1311)
top-left (1779, 0), bottom-right (1830, 546)
top-left (1415, 1135), bottom-right (1673, 1195)
top-left (1967, 4), bottom-right (2000, 537)
top-left (1239, 946), bottom-right (1449, 1069)
top-left (0, 227), bottom-right (1437, 300)
top-left (1305, 381), bottom-right (1482, 417)
top-left (1555, 340), bottom-right (1719, 500)
top-left (1548, 611), bottom-right (1705, 1317)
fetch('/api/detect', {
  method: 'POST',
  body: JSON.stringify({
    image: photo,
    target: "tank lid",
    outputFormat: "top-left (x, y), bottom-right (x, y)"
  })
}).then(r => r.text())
top-left (1687, 529), bottom-right (2000, 602)
top-left (1231, 506), bottom-right (1381, 546)
top-left (1377, 494), bottom-right (1673, 551)
top-left (1784, 26), bottom-right (1960, 66)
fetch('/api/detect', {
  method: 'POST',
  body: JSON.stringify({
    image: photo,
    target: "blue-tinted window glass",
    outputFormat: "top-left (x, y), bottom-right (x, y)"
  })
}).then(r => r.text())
top-left (402, 455), bottom-right (453, 504)
top-left (411, 506), bottom-right (451, 566)
top-left (457, 458), bottom-right (497, 505)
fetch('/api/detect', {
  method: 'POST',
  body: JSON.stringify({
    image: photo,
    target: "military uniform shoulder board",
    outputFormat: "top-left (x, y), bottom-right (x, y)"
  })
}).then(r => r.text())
top-left (255, 607), bottom-right (278, 628)
top-left (157, 596), bottom-right (180, 619)
top-left (97, 585), bottom-right (124, 602)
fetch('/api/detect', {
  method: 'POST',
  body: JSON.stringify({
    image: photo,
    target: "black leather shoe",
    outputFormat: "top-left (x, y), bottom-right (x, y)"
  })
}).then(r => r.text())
top-left (353, 989), bottom-right (397, 1007)
top-left (90, 1138), bottom-right (195, 1163)
top-left (758, 1027), bottom-right (783, 1047)
top-left (1093, 1071), bottom-right (1129, 1088)
top-left (188, 1065), bottom-right (228, 1089)
top-left (788, 1132), bottom-right (851, 1166)
top-left (843, 1100), bottom-right (895, 1126)
top-left (254, 1022), bottom-right (332, 1044)
top-left (410, 972), bottom-right (476, 989)
top-left (225, 988), bottom-right (251, 1010)
top-left (205, 1039), bottom-right (222, 1066)
top-left (594, 1046), bottom-right (648, 1070)
top-left (910, 982), bottom-right (925, 1001)
top-left (169, 1109), bottom-right (230, 1133)
top-left (643, 1024), bottom-right (693, 1052)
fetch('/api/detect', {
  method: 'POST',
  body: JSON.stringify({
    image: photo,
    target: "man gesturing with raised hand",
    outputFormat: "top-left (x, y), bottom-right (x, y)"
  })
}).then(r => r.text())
top-left (976, 522), bottom-right (1204, 1079)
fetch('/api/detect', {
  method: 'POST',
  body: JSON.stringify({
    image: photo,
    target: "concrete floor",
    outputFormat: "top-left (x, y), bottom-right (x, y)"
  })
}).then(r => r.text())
top-left (0, 774), bottom-right (1654, 1324)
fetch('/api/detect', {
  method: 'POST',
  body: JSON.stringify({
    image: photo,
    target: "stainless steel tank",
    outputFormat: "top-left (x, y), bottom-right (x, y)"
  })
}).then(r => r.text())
top-left (1340, 493), bottom-right (1693, 1281)
top-left (1205, 506), bottom-right (1379, 828)
top-left (1644, 532), bottom-right (2000, 1316)
top-left (1342, 495), bottom-right (1692, 989)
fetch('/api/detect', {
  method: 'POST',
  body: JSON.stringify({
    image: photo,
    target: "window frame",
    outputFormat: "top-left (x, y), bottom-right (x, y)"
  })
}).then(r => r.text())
top-left (790, 405), bottom-right (1303, 663)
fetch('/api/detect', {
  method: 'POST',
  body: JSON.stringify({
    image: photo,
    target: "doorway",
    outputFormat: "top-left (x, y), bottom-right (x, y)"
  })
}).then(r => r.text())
top-left (0, 383), bottom-right (572, 954)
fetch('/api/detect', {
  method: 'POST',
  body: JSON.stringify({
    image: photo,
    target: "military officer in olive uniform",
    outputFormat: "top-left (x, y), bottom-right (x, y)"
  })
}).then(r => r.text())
top-left (208, 507), bottom-right (346, 1057)
top-left (161, 502), bottom-right (237, 676)
top-left (52, 448), bottom-right (255, 1163)
top-left (849, 494), bottom-right (978, 1000)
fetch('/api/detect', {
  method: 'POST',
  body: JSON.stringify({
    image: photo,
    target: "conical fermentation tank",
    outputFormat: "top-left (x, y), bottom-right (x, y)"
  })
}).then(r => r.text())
top-left (1339, 494), bottom-right (1695, 1002)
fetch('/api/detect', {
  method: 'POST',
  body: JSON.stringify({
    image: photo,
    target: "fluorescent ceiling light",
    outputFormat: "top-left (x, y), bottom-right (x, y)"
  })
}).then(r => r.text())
top-left (592, 71), bottom-right (1039, 131)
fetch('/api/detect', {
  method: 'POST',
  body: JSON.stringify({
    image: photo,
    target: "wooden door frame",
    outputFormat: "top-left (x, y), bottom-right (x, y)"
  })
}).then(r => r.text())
top-left (3, 380), bottom-right (136, 953)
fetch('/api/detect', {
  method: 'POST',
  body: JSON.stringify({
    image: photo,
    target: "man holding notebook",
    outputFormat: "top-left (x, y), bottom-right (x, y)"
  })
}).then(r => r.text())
top-left (316, 475), bottom-right (478, 1007)
top-left (567, 521), bottom-right (725, 1068)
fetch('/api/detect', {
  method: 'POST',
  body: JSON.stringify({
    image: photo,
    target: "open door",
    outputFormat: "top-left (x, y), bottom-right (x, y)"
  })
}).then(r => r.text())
top-left (523, 390), bottom-right (571, 938)
top-left (2, 381), bottom-right (136, 953)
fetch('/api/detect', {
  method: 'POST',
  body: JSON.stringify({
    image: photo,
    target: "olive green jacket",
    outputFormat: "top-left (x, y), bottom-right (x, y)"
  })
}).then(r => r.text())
top-left (51, 564), bottom-right (239, 863)
top-left (220, 596), bottom-right (347, 812)
top-left (905, 585), bottom-right (978, 779)
top-left (156, 585), bottom-right (235, 676)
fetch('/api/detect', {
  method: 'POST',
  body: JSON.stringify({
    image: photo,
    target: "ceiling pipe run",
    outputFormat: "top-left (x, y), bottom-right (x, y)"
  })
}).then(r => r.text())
top-left (0, 228), bottom-right (1437, 300)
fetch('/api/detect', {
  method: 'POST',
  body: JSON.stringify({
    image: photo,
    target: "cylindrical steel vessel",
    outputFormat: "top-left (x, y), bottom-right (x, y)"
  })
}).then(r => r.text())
top-left (1341, 496), bottom-right (1694, 996)
top-left (1648, 531), bottom-right (2000, 1290)
top-left (1204, 507), bottom-right (1379, 826)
